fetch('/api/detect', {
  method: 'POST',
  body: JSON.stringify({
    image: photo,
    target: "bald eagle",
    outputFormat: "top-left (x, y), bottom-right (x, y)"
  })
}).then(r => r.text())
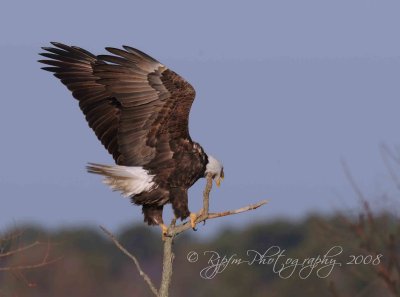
top-left (39, 42), bottom-right (224, 235)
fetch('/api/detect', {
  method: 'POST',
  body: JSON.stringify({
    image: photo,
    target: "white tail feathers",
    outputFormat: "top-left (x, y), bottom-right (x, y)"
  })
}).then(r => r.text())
top-left (86, 163), bottom-right (156, 197)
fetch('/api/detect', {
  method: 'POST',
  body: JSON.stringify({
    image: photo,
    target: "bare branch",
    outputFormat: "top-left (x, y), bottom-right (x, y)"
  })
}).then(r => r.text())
top-left (341, 159), bottom-right (367, 203)
top-left (167, 176), bottom-right (267, 236)
top-left (341, 159), bottom-right (374, 224)
top-left (159, 236), bottom-right (174, 297)
top-left (207, 200), bottom-right (268, 219)
top-left (169, 200), bottom-right (268, 236)
top-left (381, 144), bottom-right (400, 191)
top-left (382, 143), bottom-right (400, 165)
top-left (99, 226), bottom-right (159, 297)
top-left (102, 174), bottom-right (268, 297)
top-left (0, 231), bottom-right (61, 277)
top-left (0, 257), bottom-right (62, 272)
top-left (0, 241), bottom-right (40, 258)
top-left (202, 175), bottom-right (213, 215)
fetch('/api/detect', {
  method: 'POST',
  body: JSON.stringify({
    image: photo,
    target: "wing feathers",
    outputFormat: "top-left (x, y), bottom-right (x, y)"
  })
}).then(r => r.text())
top-left (39, 43), bottom-right (121, 161)
top-left (40, 42), bottom-right (197, 167)
top-left (122, 45), bottom-right (160, 64)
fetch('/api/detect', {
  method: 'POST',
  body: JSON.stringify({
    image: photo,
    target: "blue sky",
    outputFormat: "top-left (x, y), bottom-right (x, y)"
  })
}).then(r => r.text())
top-left (1, 0), bottom-right (400, 233)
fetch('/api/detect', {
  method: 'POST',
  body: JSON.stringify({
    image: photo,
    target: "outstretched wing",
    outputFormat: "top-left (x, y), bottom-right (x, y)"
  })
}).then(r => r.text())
top-left (39, 43), bottom-right (196, 166)
top-left (39, 42), bottom-right (122, 162)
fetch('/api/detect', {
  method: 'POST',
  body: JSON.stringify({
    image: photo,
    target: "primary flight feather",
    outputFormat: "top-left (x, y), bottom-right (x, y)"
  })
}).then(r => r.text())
top-left (39, 42), bottom-right (224, 235)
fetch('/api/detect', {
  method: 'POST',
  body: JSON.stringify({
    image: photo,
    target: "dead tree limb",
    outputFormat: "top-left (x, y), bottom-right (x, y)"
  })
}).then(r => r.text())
top-left (0, 233), bottom-right (61, 272)
top-left (99, 226), bottom-right (159, 296)
top-left (101, 174), bottom-right (268, 297)
top-left (0, 258), bottom-right (62, 272)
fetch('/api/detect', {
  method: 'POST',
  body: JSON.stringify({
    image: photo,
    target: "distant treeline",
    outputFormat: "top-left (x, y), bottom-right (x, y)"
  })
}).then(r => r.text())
top-left (0, 212), bottom-right (398, 297)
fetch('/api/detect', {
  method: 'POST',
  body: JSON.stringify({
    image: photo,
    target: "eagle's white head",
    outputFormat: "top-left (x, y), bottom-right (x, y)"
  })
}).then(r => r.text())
top-left (205, 155), bottom-right (224, 187)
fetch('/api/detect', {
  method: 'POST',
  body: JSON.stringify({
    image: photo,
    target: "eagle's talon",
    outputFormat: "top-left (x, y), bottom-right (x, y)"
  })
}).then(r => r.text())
top-left (189, 213), bottom-right (197, 230)
top-left (160, 223), bottom-right (168, 241)
top-left (162, 232), bottom-right (173, 241)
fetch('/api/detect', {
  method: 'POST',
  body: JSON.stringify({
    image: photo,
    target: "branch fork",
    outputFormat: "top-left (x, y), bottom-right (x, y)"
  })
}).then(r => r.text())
top-left (101, 175), bottom-right (268, 297)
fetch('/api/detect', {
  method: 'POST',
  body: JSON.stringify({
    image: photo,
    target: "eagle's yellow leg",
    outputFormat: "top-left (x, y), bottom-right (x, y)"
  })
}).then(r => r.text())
top-left (190, 213), bottom-right (198, 230)
top-left (160, 223), bottom-right (168, 241)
